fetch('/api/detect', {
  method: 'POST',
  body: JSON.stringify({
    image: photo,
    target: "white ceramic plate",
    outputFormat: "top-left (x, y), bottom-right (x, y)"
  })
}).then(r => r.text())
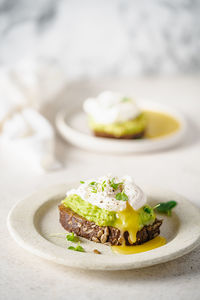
top-left (55, 101), bottom-right (187, 153)
top-left (7, 183), bottom-right (200, 270)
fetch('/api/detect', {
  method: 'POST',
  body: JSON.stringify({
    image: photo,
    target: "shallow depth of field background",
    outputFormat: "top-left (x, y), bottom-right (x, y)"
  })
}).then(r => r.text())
top-left (0, 0), bottom-right (200, 78)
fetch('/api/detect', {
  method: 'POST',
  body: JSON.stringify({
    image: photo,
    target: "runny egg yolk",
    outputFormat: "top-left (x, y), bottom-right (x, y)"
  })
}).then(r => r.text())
top-left (114, 203), bottom-right (140, 244)
top-left (112, 203), bottom-right (166, 254)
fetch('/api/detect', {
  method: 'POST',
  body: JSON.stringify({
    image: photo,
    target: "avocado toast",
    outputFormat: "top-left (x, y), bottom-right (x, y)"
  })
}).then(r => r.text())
top-left (59, 175), bottom-right (163, 249)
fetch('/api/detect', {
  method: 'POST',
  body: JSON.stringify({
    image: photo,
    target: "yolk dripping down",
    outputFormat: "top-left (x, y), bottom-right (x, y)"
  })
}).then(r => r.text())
top-left (112, 203), bottom-right (166, 254)
top-left (114, 203), bottom-right (140, 244)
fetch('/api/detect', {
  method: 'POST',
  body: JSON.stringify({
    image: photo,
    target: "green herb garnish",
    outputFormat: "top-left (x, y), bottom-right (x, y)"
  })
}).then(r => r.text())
top-left (143, 206), bottom-right (151, 214)
top-left (68, 242), bottom-right (85, 252)
top-left (116, 190), bottom-right (128, 201)
top-left (90, 181), bottom-right (96, 186)
top-left (80, 181), bottom-right (85, 184)
top-left (102, 180), bottom-right (107, 192)
top-left (91, 189), bottom-right (97, 193)
top-left (68, 246), bottom-right (76, 250)
top-left (89, 181), bottom-right (98, 193)
top-left (66, 232), bottom-right (79, 242)
top-left (110, 178), bottom-right (123, 190)
top-left (154, 201), bottom-right (177, 216)
top-left (75, 244), bottom-right (85, 252)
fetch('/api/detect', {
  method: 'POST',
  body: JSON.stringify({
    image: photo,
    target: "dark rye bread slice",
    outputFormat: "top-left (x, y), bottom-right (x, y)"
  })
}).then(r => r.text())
top-left (59, 204), bottom-right (163, 246)
top-left (93, 130), bottom-right (145, 139)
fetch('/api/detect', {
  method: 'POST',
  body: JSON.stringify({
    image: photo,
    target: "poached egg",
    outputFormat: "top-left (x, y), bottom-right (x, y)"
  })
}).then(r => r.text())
top-left (83, 91), bottom-right (141, 125)
top-left (66, 174), bottom-right (146, 212)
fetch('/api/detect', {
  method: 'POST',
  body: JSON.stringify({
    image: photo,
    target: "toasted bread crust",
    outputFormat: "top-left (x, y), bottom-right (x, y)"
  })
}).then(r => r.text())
top-left (93, 130), bottom-right (145, 139)
top-left (59, 204), bottom-right (162, 246)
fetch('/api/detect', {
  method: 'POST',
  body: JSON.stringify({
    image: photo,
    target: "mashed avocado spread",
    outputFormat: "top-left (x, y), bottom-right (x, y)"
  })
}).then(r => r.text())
top-left (88, 113), bottom-right (146, 137)
top-left (62, 194), bottom-right (155, 228)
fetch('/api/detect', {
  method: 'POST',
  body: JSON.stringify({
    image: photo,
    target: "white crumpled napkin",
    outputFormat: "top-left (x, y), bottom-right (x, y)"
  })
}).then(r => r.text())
top-left (0, 58), bottom-right (66, 173)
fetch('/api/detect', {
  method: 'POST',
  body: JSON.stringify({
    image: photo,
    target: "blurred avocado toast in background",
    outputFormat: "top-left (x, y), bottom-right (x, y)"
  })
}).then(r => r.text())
top-left (83, 91), bottom-right (146, 139)
top-left (58, 175), bottom-right (177, 254)
top-left (83, 91), bottom-right (180, 140)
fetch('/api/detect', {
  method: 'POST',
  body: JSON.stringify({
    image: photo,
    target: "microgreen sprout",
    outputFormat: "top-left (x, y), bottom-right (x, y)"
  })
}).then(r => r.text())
top-left (116, 190), bottom-right (128, 201)
top-left (66, 232), bottom-right (79, 242)
top-left (110, 178), bottom-right (123, 190)
top-left (68, 242), bottom-right (85, 252)
top-left (153, 201), bottom-right (177, 216)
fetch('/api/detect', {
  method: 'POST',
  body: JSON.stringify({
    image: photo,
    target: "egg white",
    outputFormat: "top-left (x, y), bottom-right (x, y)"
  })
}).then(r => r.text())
top-left (83, 91), bottom-right (141, 125)
top-left (66, 174), bottom-right (146, 212)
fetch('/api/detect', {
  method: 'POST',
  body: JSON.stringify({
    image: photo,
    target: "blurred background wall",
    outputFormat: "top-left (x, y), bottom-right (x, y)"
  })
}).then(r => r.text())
top-left (0, 0), bottom-right (200, 78)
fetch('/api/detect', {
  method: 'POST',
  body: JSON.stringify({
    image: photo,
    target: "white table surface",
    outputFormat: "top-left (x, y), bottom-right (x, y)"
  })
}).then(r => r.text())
top-left (1, 77), bottom-right (200, 300)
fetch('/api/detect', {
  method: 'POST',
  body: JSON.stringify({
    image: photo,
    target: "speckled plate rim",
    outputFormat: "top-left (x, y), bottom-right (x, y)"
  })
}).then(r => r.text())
top-left (7, 183), bottom-right (200, 271)
top-left (55, 101), bottom-right (187, 154)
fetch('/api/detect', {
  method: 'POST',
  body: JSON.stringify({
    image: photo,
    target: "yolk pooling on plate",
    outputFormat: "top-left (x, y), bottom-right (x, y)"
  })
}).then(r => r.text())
top-left (112, 236), bottom-right (166, 254)
top-left (143, 110), bottom-right (180, 138)
top-left (113, 203), bottom-right (166, 254)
